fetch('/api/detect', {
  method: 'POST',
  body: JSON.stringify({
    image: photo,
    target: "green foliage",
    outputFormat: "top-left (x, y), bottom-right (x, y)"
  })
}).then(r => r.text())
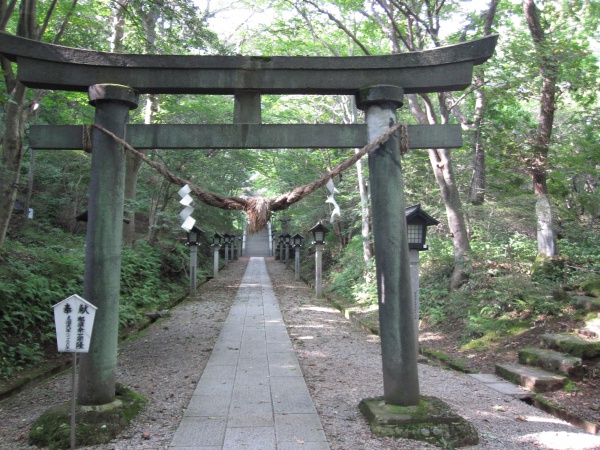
top-left (0, 225), bottom-right (188, 379)
top-left (560, 235), bottom-right (600, 290)
top-left (580, 277), bottom-right (600, 298)
top-left (0, 230), bottom-right (85, 379)
top-left (324, 237), bottom-right (377, 308)
top-left (118, 242), bottom-right (187, 330)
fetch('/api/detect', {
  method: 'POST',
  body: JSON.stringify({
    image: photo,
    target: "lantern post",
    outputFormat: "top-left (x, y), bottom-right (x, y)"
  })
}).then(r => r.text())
top-left (211, 233), bottom-right (223, 279)
top-left (406, 204), bottom-right (439, 350)
top-left (222, 233), bottom-right (230, 263)
top-left (230, 233), bottom-right (236, 261)
top-left (292, 233), bottom-right (304, 281)
top-left (284, 233), bottom-right (291, 267)
top-left (186, 225), bottom-right (204, 296)
top-left (277, 234), bottom-right (284, 262)
top-left (309, 221), bottom-right (328, 298)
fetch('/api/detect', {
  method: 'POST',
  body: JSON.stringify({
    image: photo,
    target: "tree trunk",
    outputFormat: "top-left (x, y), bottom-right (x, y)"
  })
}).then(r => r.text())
top-left (355, 150), bottom-right (373, 263)
top-left (110, 0), bottom-right (127, 53)
top-left (0, 0), bottom-right (76, 246)
top-left (523, 0), bottom-right (558, 258)
top-left (467, 72), bottom-right (486, 205)
top-left (0, 82), bottom-right (28, 244)
top-left (122, 8), bottom-right (158, 245)
top-left (0, 0), bottom-right (39, 246)
top-left (350, 98), bottom-right (373, 264)
top-left (428, 147), bottom-right (472, 288)
top-left (408, 93), bottom-right (472, 289)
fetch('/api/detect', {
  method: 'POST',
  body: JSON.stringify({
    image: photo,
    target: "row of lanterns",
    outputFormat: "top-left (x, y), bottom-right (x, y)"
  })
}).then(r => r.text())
top-left (185, 206), bottom-right (437, 251)
top-left (185, 221), bottom-right (331, 248)
top-left (183, 206), bottom-right (438, 301)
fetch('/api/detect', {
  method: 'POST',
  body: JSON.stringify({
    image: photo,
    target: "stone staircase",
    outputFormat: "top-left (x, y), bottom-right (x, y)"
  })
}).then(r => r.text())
top-left (495, 294), bottom-right (600, 393)
top-left (244, 227), bottom-right (271, 257)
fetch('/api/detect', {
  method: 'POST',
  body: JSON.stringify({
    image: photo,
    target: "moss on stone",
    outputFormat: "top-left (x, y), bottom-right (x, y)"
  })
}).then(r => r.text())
top-left (359, 395), bottom-right (478, 447)
top-left (420, 348), bottom-right (472, 374)
top-left (541, 333), bottom-right (600, 359)
top-left (28, 383), bottom-right (147, 449)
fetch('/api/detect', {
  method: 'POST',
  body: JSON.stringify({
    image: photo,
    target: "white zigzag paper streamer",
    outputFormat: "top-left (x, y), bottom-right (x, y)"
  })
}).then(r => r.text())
top-left (326, 178), bottom-right (341, 222)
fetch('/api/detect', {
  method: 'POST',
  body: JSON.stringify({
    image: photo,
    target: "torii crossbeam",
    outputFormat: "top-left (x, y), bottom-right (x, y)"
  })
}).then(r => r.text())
top-left (0, 32), bottom-right (497, 424)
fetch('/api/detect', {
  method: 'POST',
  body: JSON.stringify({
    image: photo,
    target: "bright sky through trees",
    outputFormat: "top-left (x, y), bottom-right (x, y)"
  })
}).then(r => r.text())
top-left (199, 0), bottom-right (498, 52)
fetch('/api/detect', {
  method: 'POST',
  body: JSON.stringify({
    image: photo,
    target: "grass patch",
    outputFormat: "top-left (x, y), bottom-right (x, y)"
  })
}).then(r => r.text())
top-left (461, 320), bottom-right (531, 351)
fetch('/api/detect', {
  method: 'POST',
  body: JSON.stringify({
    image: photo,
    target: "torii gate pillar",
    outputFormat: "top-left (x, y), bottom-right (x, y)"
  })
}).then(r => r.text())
top-left (77, 84), bottom-right (139, 405)
top-left (356, 85), bottom-right (419, 406)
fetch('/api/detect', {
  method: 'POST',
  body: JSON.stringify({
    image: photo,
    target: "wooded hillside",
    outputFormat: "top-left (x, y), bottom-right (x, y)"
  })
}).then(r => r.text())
top-left (1, 0), bottom-right (599, 390)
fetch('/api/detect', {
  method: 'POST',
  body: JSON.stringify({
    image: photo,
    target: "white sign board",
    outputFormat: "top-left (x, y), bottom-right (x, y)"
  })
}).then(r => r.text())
top-left (53, 295), bottom-right (97, 353)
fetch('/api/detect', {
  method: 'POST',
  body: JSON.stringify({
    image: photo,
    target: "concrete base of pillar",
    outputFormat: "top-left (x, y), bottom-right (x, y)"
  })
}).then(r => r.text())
top-left (359, 395), bottom-right (478, 448)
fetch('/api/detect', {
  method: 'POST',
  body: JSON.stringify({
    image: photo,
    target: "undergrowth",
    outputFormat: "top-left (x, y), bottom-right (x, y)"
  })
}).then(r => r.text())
top-left (324, 232), bottom-right (600, 351)
top-left (0, 224), bottom-right (190, 380)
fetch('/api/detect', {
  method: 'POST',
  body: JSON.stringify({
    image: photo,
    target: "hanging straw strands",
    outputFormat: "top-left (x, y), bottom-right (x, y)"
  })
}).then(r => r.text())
top-left (90, 122), bottom-right (407, 233)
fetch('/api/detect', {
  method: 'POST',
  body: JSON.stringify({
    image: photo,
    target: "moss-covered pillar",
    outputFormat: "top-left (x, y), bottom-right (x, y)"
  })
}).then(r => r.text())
top-left (78, 84), bottom-right (139, 406)
top-left (356, 85), bottom-right (419, 406)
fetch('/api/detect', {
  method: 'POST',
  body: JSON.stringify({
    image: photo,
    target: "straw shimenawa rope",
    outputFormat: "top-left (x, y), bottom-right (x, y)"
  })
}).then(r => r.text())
top-left (90, 122), bottom-right (407, 233)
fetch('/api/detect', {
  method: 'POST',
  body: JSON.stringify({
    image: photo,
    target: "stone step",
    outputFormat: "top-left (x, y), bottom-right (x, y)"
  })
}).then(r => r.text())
top-left (540, 333), bottom-right (600, 359)
top-left (495, 362), bottom-right (567, 393)
top-left (517, 347), bottom-right (584, 380)
top-left (571, 295), bottom-right (600, 312)
top-left (468, 373), bottom-right (534, 400)
top-left (244, 228), bottom-right (271, 257)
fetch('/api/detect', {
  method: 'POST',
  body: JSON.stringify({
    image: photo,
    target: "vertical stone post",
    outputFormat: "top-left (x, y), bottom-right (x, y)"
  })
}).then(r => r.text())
top-left (78, 84), bottom-right (139, 406)
top-left (285, 243), bottom-right (290, 268)
top-left (295, 246), bottom-right (301, 281)
top-left (213, 246), bottom-right (220, 279)
top-left (315, 244), bottom-right (323, 298)
top-left (356, 85), bottom-right (419, 406)
top-left (224, 243), bottom-right (229, 263)
top-left (410, 249), bottom-right (420, 352)
top-left (189, 244), bottom-right (198, 296)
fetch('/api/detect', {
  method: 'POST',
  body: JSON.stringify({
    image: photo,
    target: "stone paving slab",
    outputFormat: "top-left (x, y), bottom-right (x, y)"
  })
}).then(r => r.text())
top-left (468, 373), bottom-right (534, 399)
top-left (169, 257), bottom-right (329, 449)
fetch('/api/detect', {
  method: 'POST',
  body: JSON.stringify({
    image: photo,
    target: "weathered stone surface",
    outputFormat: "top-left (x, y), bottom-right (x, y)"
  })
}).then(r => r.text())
top-left (540, 333), bottom-right (600, 359)
top-left (518, 347), bottom-right (584, 380)
top-left (359, 396), bottom-right (478, 447)
top-left (29, 123), bottom-right (463, 150)
top-left (0, 32), bottom-right (498, 94)
top-left (468, 373), bottom-right (534, 399)
top-left (495, 362), bottom-right (566, 392)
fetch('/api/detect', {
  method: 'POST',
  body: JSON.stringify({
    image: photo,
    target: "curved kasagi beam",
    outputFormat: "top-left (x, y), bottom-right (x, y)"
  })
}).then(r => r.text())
top-left (0, 32), bottom-right (497, 95)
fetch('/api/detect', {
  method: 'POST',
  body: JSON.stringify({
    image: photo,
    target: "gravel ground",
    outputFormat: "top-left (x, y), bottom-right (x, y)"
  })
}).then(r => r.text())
top-left (1, 257), bottom-right (600, 450)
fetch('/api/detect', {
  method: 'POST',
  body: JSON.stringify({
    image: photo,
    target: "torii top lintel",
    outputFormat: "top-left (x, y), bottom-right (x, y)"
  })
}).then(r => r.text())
top-left (0, 32), bottom-right (497, 95)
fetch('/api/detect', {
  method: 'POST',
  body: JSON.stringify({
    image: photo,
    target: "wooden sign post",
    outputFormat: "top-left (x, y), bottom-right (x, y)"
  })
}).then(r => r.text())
top-left (53, 294), bottom-right (97, 450)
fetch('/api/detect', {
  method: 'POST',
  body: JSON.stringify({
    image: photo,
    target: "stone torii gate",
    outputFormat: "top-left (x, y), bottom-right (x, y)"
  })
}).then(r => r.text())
top-left (0, 32), bottom-right (496, 427)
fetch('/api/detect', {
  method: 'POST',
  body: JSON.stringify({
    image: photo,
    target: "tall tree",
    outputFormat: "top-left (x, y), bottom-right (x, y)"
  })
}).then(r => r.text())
top-left (518, 0), bottom-right (599, 260)
top-left (0, 0), bottom-right (79, 246)
top-left (363, 0), bottom-right (498, 288)
top-left (522, 0), bottom-right (558, 259)
top-left (110, 0), bottom-right (222, 245)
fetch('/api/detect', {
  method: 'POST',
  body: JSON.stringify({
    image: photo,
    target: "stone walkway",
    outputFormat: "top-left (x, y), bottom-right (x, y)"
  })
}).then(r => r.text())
top-left (168, 257), bottom-right (329, 450)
